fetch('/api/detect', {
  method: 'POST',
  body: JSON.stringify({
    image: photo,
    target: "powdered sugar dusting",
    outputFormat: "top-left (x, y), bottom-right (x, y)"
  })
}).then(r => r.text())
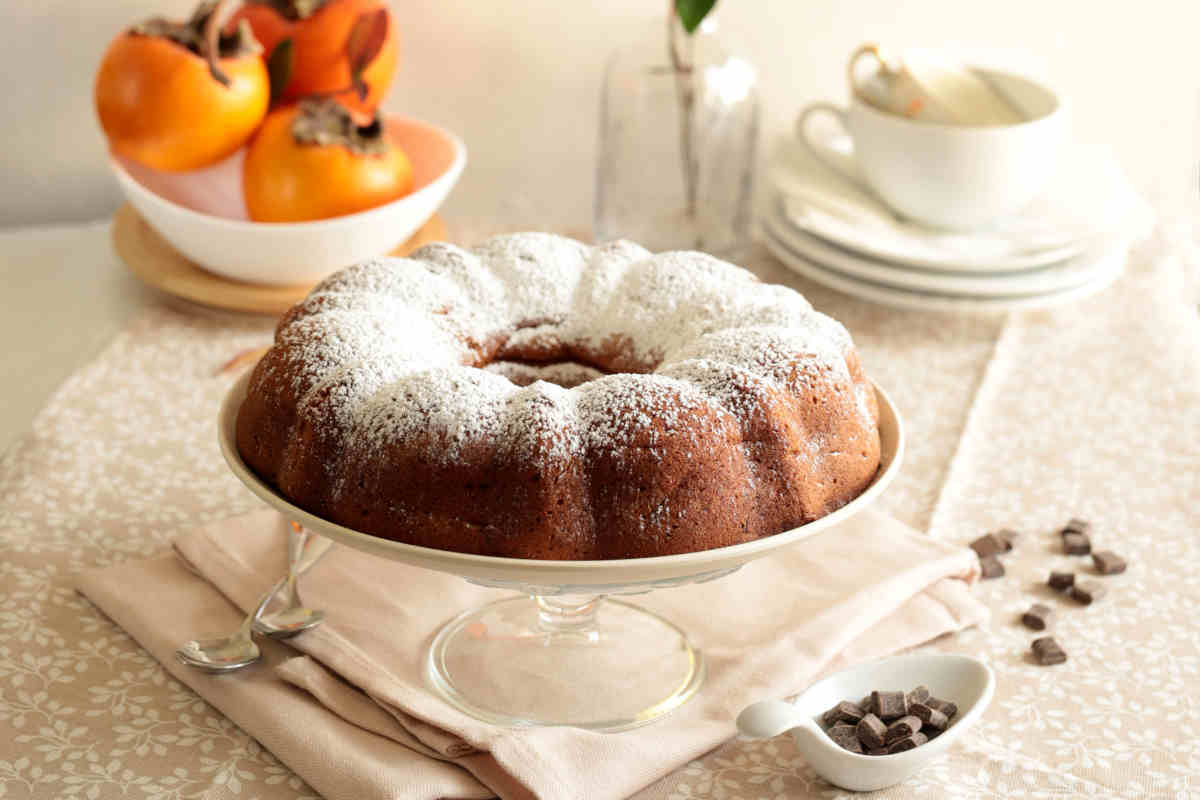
top-left (269, 232), bottom-right (873, 464)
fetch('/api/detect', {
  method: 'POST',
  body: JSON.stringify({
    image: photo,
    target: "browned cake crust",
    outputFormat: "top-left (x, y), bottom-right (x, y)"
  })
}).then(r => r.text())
top-left (236, 234), bottom-right (881, 559)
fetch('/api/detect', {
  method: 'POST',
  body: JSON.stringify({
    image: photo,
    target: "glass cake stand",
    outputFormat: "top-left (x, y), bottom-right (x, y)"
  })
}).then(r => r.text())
top-left (218, 373), bottom-right (904, 732)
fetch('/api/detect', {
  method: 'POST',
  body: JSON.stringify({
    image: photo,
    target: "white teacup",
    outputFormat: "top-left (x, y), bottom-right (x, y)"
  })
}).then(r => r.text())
top-left (796, 68), bottom-right (1067, 230)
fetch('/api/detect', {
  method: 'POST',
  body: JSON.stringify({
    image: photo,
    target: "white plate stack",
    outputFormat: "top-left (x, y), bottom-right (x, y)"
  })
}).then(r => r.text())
top-left (764, 138), bottom-right (1153, 312)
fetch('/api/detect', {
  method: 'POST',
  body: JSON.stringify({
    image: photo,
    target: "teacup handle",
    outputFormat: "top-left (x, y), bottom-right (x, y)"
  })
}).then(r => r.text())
top-left (847, 42), bottom-right (891, 102)
top-left (795, 103), bottom-right (865, 189)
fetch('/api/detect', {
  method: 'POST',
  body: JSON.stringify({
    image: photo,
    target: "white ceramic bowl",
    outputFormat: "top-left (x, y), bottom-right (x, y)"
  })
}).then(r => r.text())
top-left (110, 115), bottom-right (466, 286)
top-left (738, 654), bottom-right (995, 792)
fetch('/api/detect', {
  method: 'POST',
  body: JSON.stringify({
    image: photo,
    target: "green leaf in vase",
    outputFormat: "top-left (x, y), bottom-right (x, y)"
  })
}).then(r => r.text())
top-left (675, 0), bottom-right (718, 34)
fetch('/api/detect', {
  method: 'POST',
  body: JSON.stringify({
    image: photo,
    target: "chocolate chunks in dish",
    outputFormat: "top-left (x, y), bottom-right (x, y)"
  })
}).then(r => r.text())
top-left (856, 713), bottom-right (888, 750)
top-left (906, 685), bottom-right (930, 706)
top-left (885, 715), bottom-right (923, 743)
top-left (1031, 636), bottom-right (1068, 665)
top-left (979, 555), bottom-right (1005, 579)
top-left (1062, 531), bottom-right (1091, 555)
top-left (969, 533), bottom-right (1007, 558)
top-left (1048, 571), bottom-right (1075, 591)
top-left (925, 697), bottom-right (958, 719)
top-left (911, 703), bottom-right (950, 732)
top-left (1062, 518), bottom-right (1092, 535)
top-left (827, 723), bottom-right (863, 753)
top-left (1021, 603), bottom-right (1054, 631)
top-left (821, 700), bottom-right (865, 727)
top-left (1070, 580), bottom-right (1107, 605)
top-left (1092, 550), bottom-right (1127, 575)
top-left (871, 690), bottom-right (908, 721)
top-left (887, 732), bottom-right (928, 753)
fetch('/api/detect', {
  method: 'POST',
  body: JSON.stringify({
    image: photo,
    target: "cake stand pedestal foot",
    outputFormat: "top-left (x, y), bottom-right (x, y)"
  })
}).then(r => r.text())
top-left (425, 594), bottom-right (704, 732)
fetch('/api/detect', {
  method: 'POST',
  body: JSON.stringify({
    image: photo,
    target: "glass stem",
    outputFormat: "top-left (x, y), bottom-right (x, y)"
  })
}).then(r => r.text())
top-left (534, 594), bottom-right (603, 635)
top-left (667, 5), bottom-right (698, 228)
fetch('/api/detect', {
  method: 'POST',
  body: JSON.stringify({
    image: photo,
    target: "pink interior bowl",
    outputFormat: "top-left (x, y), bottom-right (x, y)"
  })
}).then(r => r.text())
top-left (110, 115), bottom-right (466, 286)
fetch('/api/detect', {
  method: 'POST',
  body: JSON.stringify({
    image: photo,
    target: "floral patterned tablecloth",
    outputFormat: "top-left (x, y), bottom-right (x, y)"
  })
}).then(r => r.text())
top-left (2, 222), bottom-right (1198, 799)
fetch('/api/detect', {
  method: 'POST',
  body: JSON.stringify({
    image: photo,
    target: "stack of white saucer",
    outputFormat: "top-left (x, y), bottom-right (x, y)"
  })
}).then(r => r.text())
top-left (765, 49), bottom-right (1153, 312)
top-left (765, 139), bottom-right (1152, 312)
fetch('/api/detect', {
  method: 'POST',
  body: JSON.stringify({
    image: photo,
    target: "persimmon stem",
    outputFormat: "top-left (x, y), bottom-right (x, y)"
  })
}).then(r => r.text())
top-left (202, 0), bottom-right (241, 86)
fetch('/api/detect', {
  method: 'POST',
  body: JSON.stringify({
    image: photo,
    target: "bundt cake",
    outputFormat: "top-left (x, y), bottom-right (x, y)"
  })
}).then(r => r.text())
top-left (235, 233), bottom-right (881, 560)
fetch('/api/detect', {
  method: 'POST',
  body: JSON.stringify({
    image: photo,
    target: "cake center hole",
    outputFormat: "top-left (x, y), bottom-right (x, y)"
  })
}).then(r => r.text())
top-left (485, 359), bottom-right (610, 389)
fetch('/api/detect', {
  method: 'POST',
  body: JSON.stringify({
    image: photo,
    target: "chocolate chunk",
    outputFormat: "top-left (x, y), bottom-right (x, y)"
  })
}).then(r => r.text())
top-left (1031, 636), bottom-right (1068, 665)
top-left (969, 533), bottom-right (1007, 558)
top-left (885, 715), bottom-right (923, 743)
top-left (871, 690), bottom-right (908, 721)
top-left (1063, 518), bottom-right (1091, 535)
top-left (920, 706), bottom-right (949, 731)
top-left (1070, 580), bottom-right (1107, 605)
top-left (1092, 550), bottom-right (1127, 575)
top-left (1048, 571), bottom-right (1075, 591)
top-left (906, 685), bottom-right (930, 706)
top-left (995, 528), bottom-right (1020, 550)
top-left (979, 555), bottom-right (1005, 578)
top-left (856, 713), bottom-right (888, 749)
top-left (1021, 603), bottom-right (1054, 631)
top-left (867, 747), bottom-right (889, 756)
top-left (887, 732), bottom-right (928, 753)
top-left (926, 698), bottom-right (958, 719)
top-left (1063, 531), bottom-right (1091, 555)
top-left (859, 695), bottom-right (872, 711)
top-left (827, 722), bottom-right (863, 753)
top-left (821, 700), bottom-right (865, 727)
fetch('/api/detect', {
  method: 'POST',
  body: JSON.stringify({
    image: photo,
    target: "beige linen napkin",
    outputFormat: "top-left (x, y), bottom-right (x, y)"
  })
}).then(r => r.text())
top-left (77, 507), bottom-right (986, 800)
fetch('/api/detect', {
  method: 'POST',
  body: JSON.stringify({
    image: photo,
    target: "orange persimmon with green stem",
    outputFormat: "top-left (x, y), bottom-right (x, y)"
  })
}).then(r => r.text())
top-left (95, 0), bottom-right (270, 172)
top-left (243, 98), bottom-right (413, 222)
top-left (231, 0), bottom-right (397, 114)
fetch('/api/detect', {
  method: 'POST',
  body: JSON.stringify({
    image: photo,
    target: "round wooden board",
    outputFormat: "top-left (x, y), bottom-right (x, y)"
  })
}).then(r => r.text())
top-left (112, 203), bottom-right (449, 315)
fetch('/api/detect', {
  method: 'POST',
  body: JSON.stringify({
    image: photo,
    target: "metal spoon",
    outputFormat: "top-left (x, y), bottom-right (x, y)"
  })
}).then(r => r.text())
top-left (175, 531), bottom-right (334, 672)
top-left (255, 523), bottom-right (333, 638)
top-left (175, 580), bottom-right (282, 673)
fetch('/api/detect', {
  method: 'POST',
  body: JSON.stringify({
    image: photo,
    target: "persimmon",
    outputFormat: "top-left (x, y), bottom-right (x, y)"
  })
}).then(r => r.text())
top-left (95, 1), bottom-right (269, 172)
top-left (232, 0), bottom-right (397, 114)
top-left (243, 99), bottom-right (413, 222)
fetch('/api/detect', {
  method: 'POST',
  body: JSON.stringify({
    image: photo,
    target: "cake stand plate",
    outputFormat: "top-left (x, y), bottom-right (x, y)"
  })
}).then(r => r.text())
top-left (218, 372), bottom-right (904, 730)
top-left (113, 204), bottom-right (449, 315)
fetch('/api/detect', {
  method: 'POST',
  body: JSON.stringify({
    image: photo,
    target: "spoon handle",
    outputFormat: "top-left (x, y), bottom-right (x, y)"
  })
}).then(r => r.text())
top-left (296, 535), bottom-right (334, 575)
top-left (238, 577), bottom-right (288, 639)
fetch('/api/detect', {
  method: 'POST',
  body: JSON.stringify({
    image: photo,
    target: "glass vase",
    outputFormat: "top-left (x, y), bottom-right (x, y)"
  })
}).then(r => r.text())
top-left (595, 14), bottom-right (760, 256)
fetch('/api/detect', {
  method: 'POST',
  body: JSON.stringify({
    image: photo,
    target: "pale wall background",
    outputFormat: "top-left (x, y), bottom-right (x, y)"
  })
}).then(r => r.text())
top-left (1, 0), bottom-right (1193, 230)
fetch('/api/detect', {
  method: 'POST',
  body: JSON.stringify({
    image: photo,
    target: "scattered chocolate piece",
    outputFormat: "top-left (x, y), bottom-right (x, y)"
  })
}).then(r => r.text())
top-left (822, 700), bottom-right (865, 727)
top-left (1070, 580), bottom-right (1107, 605)
top-left (887, 732), bottom-right (928, 753)
top-left (1092, 550), bottom-right (1127, 575)
top-left (827, 723), bottom-right (863, 753)
top-left (885, 715), bottom-right (923, 743)
top-left (871, 690), bottom-right (908, 721)
top-left (1031, 636), bottom-right (1068, 665)
top-left (1048, 571), bottom-right (1075, 591)
top-left (969, 533), bottom-right (1007, 558)
top-left (856, 713), bottom-right (888, 750)
top-left (906, 685), bottom-right (930, 705)
top-left (1063, 531), bottom-right (1091, 555)
top-left (915, 705), bottom-right (949, 732)
top-left (1021, 603), bottom-right (1054, 631)
top-left (979, 555), bottom-right (1005, 578)
top-left (995, 528), bottom-right (1020, 551)
top-left (1063, 518), bottom-right (1091, 535)
top-left (926, 698), bottom-right (958, 719)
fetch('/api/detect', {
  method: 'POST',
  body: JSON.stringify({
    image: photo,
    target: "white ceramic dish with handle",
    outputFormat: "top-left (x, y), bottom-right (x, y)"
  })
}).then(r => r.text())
top-left (110, 115), bottom-right (465, 286)
top-left (737, 653), bottom-right (995, 792)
